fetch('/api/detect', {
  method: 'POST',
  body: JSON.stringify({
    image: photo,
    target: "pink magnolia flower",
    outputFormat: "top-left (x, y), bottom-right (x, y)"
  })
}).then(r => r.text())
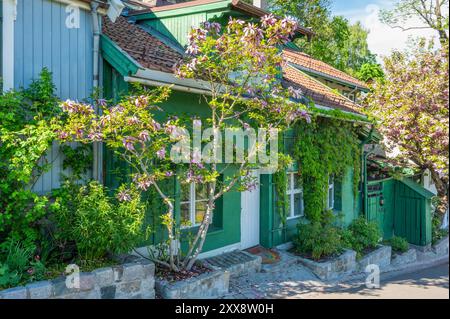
top-left (117, 190), bottom-right (132, 202)
top-left (156, 148), bottom-right (166, 160)
top-left (88, 131), bottom-right (103, 142)
top-left (58, 131), bottom-right (69, 140)
top-left (135, 95), bottom-right (149, 108)
top-left (123, 137), bottom-right (136, 152)
top-left (261, 14), bottom-right (277, 28)
top-left (127, 116), bottom-right (141, 125)
top-left (139, 130), bottom-right (150, 142)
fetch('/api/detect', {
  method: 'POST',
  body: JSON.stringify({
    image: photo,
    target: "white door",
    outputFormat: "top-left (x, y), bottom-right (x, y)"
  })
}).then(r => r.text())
top-left (241, 171), bottom-right (260, 249)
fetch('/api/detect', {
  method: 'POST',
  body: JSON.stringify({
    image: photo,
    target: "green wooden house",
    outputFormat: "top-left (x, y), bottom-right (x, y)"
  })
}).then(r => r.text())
top-left (99, 0), bottom-right (433, 257)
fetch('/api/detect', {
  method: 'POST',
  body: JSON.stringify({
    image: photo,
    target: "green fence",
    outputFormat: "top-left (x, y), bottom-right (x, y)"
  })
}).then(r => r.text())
top-left (366, 178), bottom-right (433, 246)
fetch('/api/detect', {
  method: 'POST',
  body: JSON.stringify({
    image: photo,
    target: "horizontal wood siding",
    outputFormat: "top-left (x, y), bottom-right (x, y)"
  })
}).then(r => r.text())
top-left (14, 0), bottom-right (94, 193)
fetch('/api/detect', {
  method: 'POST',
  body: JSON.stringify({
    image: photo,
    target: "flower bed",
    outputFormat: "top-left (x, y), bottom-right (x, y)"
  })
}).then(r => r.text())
top-left (155, 263), bottom-right (230, 299)
top-left (0, 259), bottom-right (155, 299)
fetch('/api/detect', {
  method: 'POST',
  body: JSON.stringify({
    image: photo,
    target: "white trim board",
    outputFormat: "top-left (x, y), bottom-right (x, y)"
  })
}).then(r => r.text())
top-left (2, 0), bottom-right (16, 91)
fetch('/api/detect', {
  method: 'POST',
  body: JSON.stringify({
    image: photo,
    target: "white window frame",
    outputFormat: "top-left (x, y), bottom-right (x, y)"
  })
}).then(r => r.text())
top-left (181, 183), bottom-right (209, 228)
top-left (327, 175), bottom-right (335, 210)
top-left (286, 172), bottom-right (304, 219)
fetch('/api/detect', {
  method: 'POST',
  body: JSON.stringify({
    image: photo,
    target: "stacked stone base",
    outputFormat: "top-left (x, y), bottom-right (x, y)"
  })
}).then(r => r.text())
top-left (0, 259), bottom-right (155, 299)
top-left (155, 269), bottom-right (230, 299)
top-left (296, 250), bottom-right (357, 281)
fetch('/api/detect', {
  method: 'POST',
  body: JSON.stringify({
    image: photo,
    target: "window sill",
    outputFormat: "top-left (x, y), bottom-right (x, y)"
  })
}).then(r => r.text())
top-left (287, 216), bottom-right (303, 221)
top-left (181, 225), bottom-right (223, 235)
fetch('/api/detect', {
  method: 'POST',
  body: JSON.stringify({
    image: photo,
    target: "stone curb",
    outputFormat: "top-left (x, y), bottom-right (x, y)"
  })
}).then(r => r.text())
top-left (336, 254), bottom-right (449, 285)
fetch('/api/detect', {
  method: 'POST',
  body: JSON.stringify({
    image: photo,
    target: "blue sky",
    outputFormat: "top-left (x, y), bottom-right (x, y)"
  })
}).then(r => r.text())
top-left (328, 0), bottom-right (438, 59)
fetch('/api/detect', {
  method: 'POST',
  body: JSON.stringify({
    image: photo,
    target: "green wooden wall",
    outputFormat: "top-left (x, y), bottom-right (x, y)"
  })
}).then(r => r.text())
top-left (102, 61), bottom-right (241, 254)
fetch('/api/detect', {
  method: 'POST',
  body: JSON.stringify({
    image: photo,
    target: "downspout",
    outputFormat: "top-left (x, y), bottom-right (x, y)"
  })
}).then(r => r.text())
top-left (360, 125), bottom-right (376, 216)
top-left (91, 1), bottom-right (102, 182)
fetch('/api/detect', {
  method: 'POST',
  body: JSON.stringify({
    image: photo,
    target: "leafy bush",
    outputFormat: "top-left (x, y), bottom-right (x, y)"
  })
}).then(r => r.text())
top-left (0, 68), bottom-right (60, 250)
top-left (387, 236), bottom-right (409, 253)
top-left (342, 217), bottom-right (381, 258)
top-left (294, 212), bottom-right (344, 261)
top-left (0, 241), bottom-right (46, 289)
top-left (51, 182), bottom-right (146, 261)
top-left (432, 214), bottom-right (448, 245)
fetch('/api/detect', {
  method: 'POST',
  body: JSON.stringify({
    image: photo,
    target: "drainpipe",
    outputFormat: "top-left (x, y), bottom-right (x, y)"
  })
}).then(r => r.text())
top-left (91, 1), bottom-right (102, 182)
top-left (360, 125), bottom-right (375, 216)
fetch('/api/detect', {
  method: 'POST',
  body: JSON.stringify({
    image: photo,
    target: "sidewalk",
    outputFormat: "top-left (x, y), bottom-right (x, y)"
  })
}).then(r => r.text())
top-left (222, 248), bottom-right (449, 299)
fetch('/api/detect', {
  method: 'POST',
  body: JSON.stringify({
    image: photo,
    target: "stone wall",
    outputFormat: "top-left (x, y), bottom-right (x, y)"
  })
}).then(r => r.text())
top-left (357, 245), bottom-right (392, 272)
top-left (156, 269), bottom-right (230, 299)
top-left (296, 250), bottom-right (357, 281)
top-left (391, 249), bottom-right (417, 266)
top-left (433, 236), bottom-right (449, 256)
top-left (0, 259), bottom-right (155, 299)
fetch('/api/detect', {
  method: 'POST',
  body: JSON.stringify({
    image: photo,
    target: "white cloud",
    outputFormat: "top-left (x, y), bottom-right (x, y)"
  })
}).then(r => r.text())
top-left (335, 1), bottom-right (439, 61)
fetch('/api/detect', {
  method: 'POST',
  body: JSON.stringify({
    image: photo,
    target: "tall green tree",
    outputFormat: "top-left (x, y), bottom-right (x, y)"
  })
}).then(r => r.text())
top-left (365, 41), bottom-right (449, 214)
top-left (380, 0), bottom-right (449, 46)
top-left (269, 0), bottom-right (376, 76)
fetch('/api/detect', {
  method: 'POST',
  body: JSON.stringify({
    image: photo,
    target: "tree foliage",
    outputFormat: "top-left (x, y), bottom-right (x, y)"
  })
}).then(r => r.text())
top-left (380, 0), bottom-right (449, 46)
top-left (269, 0), bottom-right (376, 75)
top-left (365, 41), bottom-right (449, 212)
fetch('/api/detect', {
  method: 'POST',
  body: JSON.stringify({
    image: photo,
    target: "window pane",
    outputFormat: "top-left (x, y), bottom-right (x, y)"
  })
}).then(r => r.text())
top-left (181, 203), bottom-right (191, 225)
top-left (328, 188), bottom-right (334, 209)
top-left (181, 183), bottom-right (191, 202)
top-left (294, 193), bottom-right (303, 217)
top-left (196, 183), bottom-right (208, 201)
top-left (287, 173), bottom-right (292, 192)
top-left (195, 201), bottom-right (207, 225)
top-left (294, 174), bottom-right (301, 190)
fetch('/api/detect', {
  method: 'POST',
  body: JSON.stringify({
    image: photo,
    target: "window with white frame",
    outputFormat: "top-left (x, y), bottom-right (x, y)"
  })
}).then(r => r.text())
top-left (180, 183), bottom-right (208, 228)
top-left (286, 172), bottom-right (304, 218)
top-left (327, 175), bottom-right (335, 210)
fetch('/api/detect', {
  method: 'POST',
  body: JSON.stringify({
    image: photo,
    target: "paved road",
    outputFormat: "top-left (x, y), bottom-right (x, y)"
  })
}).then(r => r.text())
top-left (302, 263), bottom-right (449, 299)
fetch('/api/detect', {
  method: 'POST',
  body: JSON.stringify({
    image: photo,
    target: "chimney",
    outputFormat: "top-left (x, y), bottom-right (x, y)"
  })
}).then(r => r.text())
top-left (253, 0), bottom-right (268, 10)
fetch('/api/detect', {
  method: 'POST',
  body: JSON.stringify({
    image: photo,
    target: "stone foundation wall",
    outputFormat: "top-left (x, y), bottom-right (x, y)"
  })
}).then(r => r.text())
top-left (357, 245), bottom-right (392, 272)
top-left (0, 259), bottom-right (155, 299)
top-left (297, 250), bottom-right (356, 281)
top-left (391, 249), bottom-right (417, 266)
top-left (433, 236), bottom-right (449, 256)
top-left (156, 269), bottom-right (230, 299)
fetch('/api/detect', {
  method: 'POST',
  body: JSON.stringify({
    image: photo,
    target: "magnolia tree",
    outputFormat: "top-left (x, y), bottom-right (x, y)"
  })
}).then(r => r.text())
top-left (58, 15), bottom-right (310, 272)
top-left (365, 41), bottom-right (449, 214)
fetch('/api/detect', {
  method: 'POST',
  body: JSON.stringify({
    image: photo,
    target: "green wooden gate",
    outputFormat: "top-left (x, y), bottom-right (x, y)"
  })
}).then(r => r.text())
top-left (393, 179), bottom-right (433, 246)
top-left (366, 179), bottom-right (395, 239)
top-left (365, 178), bottom-right (433, 246)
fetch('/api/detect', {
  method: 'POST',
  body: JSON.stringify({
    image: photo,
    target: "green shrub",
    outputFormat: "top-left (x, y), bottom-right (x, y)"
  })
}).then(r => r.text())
top-left (387, 236), bottom-right (409, 253)
top-left (0, 241), bottom-right (46, 289)
top-left (294, 212), bottom-right (344, 261)
top-left (343, 217), bottom-right (381, 258)
top-left (432, 214), bottom-right (448, 245)
top-left (51, 182), bottom-right (146, 261)
top-left (294, 222), bottom-right (343, 261)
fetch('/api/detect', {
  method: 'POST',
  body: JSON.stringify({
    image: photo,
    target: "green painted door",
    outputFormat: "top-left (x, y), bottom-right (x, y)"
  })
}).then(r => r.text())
top-left (366, 180), bottom-right (394, 239)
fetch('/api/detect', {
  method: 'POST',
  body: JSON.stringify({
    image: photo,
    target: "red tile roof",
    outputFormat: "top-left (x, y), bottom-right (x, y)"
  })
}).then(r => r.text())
top-left (282, 65), bottom-right (363, 115)
top-left (283, 49), bottom-right (368, 89)
top-left (102, 15), bottom-right (362, 115)
top-left (102, 16), bottom-right (183, 73)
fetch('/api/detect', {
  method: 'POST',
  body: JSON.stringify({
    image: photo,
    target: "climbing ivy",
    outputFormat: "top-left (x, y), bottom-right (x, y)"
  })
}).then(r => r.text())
top-left (292, 117), bottom-right (362, 223)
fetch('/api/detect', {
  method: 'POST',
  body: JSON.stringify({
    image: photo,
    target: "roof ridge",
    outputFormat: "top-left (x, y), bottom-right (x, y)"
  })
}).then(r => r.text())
top-left (283, 64), bottom-right (363, 115)
top-left (283, 49), bottom-right (368, 89)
